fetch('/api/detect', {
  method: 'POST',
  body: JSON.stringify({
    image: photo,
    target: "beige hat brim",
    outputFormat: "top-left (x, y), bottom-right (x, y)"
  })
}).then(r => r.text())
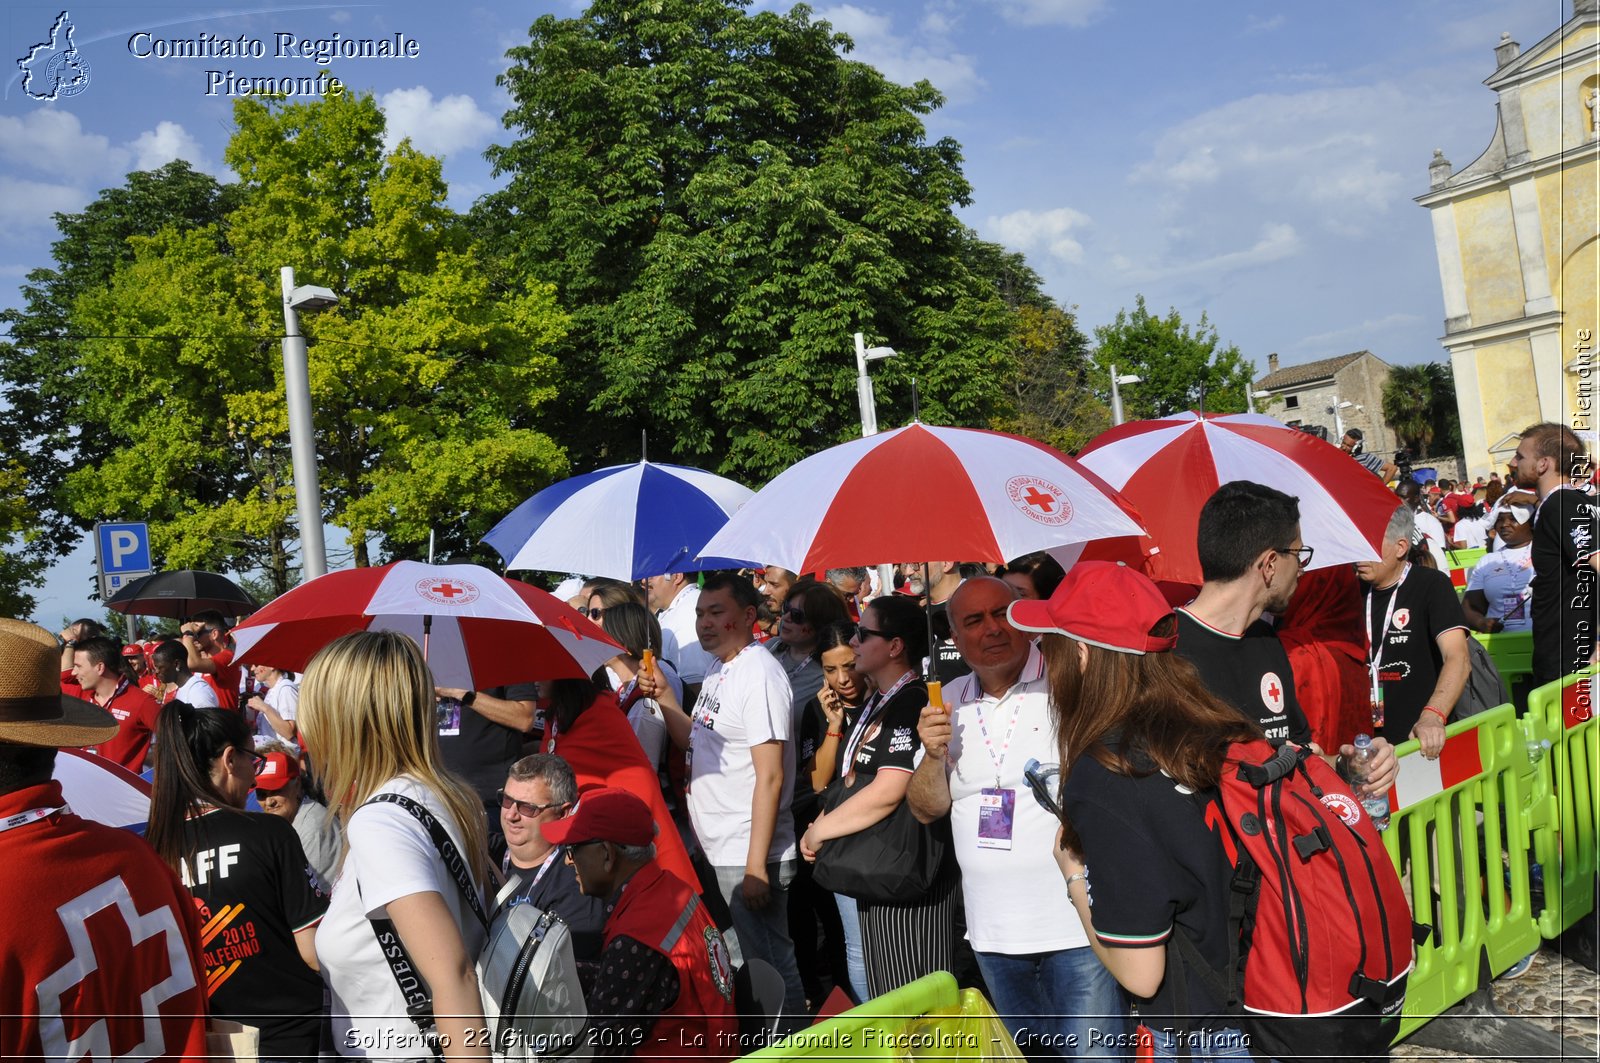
top-left (0, 694), bottom-right (119, 748)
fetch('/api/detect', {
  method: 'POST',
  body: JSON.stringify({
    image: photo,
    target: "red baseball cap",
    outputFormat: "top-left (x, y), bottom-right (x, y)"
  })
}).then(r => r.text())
top-left (1007, 561), bottom-right (1178, 655)
top-left (120, 643), bottom-right (145, 658)
top-left (540, 787), bottom-right (655, 847)
top-left (254, 751), bottom-right (300, 792)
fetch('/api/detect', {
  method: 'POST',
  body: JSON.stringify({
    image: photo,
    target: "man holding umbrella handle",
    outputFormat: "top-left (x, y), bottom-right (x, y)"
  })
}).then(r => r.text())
top-left (180, 610), bottom-right (244, 709)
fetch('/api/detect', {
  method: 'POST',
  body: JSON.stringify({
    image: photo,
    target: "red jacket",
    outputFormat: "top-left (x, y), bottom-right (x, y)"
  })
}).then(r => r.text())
top-left (0, 782), bottom-right (209, 1062)
top-left (604, 861), bottom-right (737, 1062)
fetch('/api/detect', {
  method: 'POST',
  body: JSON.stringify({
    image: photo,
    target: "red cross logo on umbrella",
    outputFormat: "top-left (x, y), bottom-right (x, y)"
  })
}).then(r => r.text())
top-left (1005, 475), bottom-right (1074, 527)
top-left (415, 577), bottom-right (481, 606)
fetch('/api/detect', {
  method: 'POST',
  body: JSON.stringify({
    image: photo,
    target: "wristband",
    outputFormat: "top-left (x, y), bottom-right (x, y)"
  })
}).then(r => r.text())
top-left (825, 731), bottom-right (843, 738)
top-left (461, 690), bottom-right (477, 708)
top-left (1423, 704), bottom-right (1448, 723)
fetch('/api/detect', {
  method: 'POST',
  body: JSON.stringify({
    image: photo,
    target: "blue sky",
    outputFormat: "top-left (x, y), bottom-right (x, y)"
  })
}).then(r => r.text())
top-left (1, 0), bottom-right (1566, 623)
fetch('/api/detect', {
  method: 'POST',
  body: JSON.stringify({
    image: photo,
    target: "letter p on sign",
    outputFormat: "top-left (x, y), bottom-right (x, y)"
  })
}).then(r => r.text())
top-left (95, 522), bottom-right (152, 599)
top-left (110, 530), bottom-right (139, 566)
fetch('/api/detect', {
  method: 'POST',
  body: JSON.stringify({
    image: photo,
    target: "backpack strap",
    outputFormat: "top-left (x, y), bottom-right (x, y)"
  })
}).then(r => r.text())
top-left (355, 791), bottom-right (490, 1059)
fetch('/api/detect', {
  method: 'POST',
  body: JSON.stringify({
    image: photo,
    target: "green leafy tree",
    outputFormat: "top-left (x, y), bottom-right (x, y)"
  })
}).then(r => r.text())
top-left (22, 91), bottom-right (569, 595)
top-left (477, 0), bottom-right (1017, 480)
top-left (1091, 295), bottom-right (1254, 419)
top-left (0, 462), bottom-right (49, 618)
top-left (0, 161), bottom-right (239, 592)
top-left (1382, 362), bottom-right (1461, 457)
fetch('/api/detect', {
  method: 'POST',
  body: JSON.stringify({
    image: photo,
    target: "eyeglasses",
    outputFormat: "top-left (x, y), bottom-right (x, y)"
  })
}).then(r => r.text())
top-left (563, 838), bottom-right (607, 863)
top-left (584, 607), bottom-right (605, 620)
top-left (783, 607), bottom-right (809, 624)
top-left (496, 790), bottom-right (563, 818)
top-left (1277, 545), bottom-right (1314, 567)
top-left (250, 754), bottom-right (266, 774)
top-left (855, 626), bottom-right (892, 642)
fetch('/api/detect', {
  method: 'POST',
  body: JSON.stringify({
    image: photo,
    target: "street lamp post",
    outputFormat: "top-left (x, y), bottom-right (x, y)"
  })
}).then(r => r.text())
top-left (854, 332), bottom-right (897, 437)
top-left (854, 332), bottom-right (898, 600)
top-left (280, 266), bottom-right (339, 583)
top-left (1331, 397), bottom-right (1356, 440)
top-left (1247, 389), bottom-right (1271, 414)
top-left (1109, 364), bottom-right (1142, 425)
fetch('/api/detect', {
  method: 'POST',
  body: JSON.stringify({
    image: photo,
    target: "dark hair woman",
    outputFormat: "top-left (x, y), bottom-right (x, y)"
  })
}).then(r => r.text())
top-left (1009, 562), bottom-right (1262, 1062)
top-left (147, 700), bottom-right (328, 1062)
top-left (799, 595), bottom-right (956, 997)
top-left (770, 580), bottom-right (851, 722)
top-left (1001, 551), bottom-right (1066, 600)
top-left (597, 601), bottom-right (681, 771)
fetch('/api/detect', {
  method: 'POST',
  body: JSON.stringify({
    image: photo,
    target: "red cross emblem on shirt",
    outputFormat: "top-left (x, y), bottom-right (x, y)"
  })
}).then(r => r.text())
top-left (1023, 487), bottom-right (1057, 512)
top-left (1266, 680), bottom-right (1281, 701)
top-left (430, 583), bottom-right (464, 599)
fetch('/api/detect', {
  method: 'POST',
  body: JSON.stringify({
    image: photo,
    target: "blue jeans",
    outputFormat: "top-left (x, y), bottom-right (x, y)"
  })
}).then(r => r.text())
top-left (714, 861), bottom-right (807, 1018)
top-left (974, 946), bottom-right (1128, 1059)
top-left (1148, 1026), bottom-right (1257, 1062)
top-left (833, 892), bottom-right (869, 1003)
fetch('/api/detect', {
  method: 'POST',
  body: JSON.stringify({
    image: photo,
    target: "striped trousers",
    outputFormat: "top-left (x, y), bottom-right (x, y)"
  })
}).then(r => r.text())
top-left (858, 869), bottom-right (959, 997)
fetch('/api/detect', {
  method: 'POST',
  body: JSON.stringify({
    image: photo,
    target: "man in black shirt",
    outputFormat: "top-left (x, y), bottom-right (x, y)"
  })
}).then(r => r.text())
top-left (1509, 422), bottom-right (1600, 685)
top-left (1176, 481), bottom-right (1398, 792)
top-left (498, 753), bottom-right (609, 982)
top-left (435, 681), bottom-right (540, 861)
top-left (1355, 505), bottom-right (1469, 759)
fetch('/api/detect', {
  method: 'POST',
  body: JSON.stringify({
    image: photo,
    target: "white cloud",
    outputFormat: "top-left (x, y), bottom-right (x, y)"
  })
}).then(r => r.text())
top-left (0, 110), bottom-right (115, 176)
top-left (984, 0), bottom-right (1106, 28)
top-left (0, 175), bottom-right (88, 238)
top-left (984, 206), bottom-right (1091, 264)
top-left (1244, 14), bottom-right (1286, 34)
top-left (819, 4), bottom-right (982, 102)
top-left (1291, 312), bottom-right (1422, 353)
top-left (380, 86), bottom-right (499, 157)
top-left (129, 121), bottom-right (204, 173)
top-left (1114, 222), bottom-right (1302, 283)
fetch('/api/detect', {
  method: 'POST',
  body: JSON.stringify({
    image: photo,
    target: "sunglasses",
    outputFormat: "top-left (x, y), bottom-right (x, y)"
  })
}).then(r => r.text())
top-left (564, 838), bottom-right (608, 862)
top-left (855, 626), bottom-right (892, 642)
top-left (584, 607), bottom-right (605, 619)
top-left (782, 607), bottom-right (809, 624)
top-left (497, 790), bottom-right (564, 818)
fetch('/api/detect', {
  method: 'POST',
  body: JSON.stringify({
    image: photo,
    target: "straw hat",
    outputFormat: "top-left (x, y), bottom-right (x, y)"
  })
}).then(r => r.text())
top-left (0, 618), bottom-right (118, 747)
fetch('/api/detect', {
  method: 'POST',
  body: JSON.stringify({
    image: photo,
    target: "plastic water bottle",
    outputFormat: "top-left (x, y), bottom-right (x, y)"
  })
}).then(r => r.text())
top-left (1348, 734), bottom-right (1390, 831)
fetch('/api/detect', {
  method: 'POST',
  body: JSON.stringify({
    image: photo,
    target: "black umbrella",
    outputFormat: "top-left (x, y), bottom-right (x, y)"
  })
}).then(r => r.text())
top-left (105, 570), bottom-right (258, 619)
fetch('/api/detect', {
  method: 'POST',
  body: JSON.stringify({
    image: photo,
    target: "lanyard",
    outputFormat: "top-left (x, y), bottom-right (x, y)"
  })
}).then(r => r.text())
top-left (502, 847), bottom-right (561, 895)
top-left (0, 805), bottom-right (65, 834)
top-left (972, 686), bottom-right (1024, 788)
top-left (93, 676), bottom-right (131, 708)
top-left (1365, 563), bottom-right (1411, 693)
top-left (842, 670), bottom-right (916, 777)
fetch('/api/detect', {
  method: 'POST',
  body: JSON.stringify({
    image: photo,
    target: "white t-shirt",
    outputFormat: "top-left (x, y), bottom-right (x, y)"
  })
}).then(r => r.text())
top-left (1465, 543), bottom-right (1534, 631)
top-left (176, 672), bottom-right (220, 709)
top-left (687, 642), bottom-right (797, 866)
top-left (606, 661), bottom-right (682, 772)
top-left (934, 643), bottom-right (1090, 954)
top-left (254, 678), bottom-right (300, 749)
top-left (1413, 509), bottom-right (1451, 571)
top-left (656, 585), bottom-right (715, 684)
top-left (318, 776), bottom-right (489, 1059)
top-left (1454, 514), bottom-right (1490, 550)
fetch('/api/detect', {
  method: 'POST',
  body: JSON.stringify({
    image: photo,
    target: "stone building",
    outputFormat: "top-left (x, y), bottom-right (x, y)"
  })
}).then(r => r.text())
top-left (1417, 0), bottom-right (1599, 478)
top-left (1253, 350), bottom-right (1397, 452)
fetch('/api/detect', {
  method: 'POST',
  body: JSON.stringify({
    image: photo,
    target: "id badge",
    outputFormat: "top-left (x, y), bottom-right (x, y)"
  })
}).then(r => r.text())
top-left (977, 787), bottom-right (1015, 850)
top-left (1370, 686), bottom-right (1385, 729)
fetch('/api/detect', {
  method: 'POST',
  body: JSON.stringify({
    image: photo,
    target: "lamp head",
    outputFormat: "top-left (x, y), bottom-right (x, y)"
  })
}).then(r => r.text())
top-left (864, 345), bottom-right (897, 362)
top-left (288, 285), bottom-right (339, 312)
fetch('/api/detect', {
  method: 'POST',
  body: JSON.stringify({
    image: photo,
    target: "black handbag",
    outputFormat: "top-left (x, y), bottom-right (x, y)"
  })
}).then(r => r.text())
top-left (810, 776), bottom-right (949, 905)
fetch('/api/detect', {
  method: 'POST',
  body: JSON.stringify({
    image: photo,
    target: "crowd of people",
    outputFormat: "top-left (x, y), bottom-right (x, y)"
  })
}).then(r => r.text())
top-left (2, 420), bottom-right (1595, 1063)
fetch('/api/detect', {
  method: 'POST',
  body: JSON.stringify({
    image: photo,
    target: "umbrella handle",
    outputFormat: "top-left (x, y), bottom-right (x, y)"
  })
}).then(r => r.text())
top-left (422, 614), bottom-right (431, 661)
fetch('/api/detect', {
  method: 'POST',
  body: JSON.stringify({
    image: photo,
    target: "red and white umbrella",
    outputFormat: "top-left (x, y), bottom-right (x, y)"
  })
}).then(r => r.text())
top-left (232, 561), bottom-right (621, 689)
top-left (55, 748), bottom-right (152, 833)
top-left (698, 423), bottom-right (1146, 570)
top-left (1070, 412), bottom-right (1398, 585)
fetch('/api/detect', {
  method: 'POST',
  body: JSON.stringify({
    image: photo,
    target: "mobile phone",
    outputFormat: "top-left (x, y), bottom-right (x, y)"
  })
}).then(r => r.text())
top-left (1023, 757), bottom-right (1062, 819)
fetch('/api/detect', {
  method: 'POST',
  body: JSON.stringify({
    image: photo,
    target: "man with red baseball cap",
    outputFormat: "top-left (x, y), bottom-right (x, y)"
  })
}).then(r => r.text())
top-left (254, 749), bottom-right (341, 890)
top-left (544, 788), bottom-right (738, 1060)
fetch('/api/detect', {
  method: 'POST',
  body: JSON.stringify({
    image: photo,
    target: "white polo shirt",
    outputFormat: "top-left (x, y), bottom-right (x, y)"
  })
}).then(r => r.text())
top-left (938, 642), bottom-right (1089, 954)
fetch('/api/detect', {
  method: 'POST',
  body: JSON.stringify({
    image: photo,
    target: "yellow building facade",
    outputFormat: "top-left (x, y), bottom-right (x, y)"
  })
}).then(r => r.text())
top-left (1418, 0), bottom-right (1600, 478)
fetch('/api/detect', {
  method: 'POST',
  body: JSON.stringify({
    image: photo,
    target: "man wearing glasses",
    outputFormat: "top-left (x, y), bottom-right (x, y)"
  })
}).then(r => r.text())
top-left (497, 753), bottom-right (608, 980)
top-left (1176, 483), bottom-right (1398, 790)
top-left (432, 679), bottom-right (541, 865)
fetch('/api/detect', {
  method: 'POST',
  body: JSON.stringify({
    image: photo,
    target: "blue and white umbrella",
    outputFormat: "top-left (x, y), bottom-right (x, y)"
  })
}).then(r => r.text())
top-left (482, 461), bottom-right (758, 580)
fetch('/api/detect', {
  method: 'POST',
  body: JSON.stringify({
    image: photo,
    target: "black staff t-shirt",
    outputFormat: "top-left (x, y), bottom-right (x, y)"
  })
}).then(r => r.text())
top-left (1174, 609), bottom-right (1311, 746)
top-left (1531, 486), bottom-right (1600, 684)
top-left (182, 809), bottom-right (328, 1061)
top-left (1363, 566), bottom-right (1467, 743)
top-left (1063, 750), bottom-right (1235, 1034)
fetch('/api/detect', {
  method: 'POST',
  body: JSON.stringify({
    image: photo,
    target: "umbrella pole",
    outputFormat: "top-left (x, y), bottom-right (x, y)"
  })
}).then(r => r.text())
top-left (422, 613), bottom-right (431, 662)
top-left (921, 560), bottom-right (945, 711)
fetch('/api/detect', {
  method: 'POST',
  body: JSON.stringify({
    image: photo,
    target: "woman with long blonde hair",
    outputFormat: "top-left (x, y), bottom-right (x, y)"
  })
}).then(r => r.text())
top-left (297, 630), bottom-right (491, 1062)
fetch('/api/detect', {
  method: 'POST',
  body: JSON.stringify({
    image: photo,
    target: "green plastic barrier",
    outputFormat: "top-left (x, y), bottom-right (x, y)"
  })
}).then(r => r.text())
top-left (1446, 547), bottom-right (1486, 570)
top-left (744, 972), bottom-right (962, 1060)
top-left (1472, 630), bottom-right (1534, 690)
top-left (1522, 667), bottom-right (1599, 937)
top-left (1383, 703), bottom-right (1540, 1041)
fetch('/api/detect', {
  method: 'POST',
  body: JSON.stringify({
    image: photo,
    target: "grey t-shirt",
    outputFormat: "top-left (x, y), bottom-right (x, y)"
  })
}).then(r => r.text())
top-left (292, 796), bottom-right (342, 891)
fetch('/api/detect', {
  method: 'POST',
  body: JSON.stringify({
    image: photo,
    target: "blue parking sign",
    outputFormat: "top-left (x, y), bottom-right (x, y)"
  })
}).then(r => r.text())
top-left (96, 522), bottom-right (151, 574)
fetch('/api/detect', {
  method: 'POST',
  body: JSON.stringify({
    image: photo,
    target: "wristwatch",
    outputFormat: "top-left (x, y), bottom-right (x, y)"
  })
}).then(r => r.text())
top-left (460, 690), bottom-right (477, 708)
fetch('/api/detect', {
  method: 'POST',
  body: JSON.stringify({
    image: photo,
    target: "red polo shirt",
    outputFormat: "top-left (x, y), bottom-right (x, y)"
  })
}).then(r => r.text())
top-left (89, 679), bottom-right (163, 773)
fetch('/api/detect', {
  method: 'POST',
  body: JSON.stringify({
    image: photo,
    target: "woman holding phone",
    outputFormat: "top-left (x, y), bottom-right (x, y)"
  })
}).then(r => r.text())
top-left (799, 595), bottom-right (956, 997)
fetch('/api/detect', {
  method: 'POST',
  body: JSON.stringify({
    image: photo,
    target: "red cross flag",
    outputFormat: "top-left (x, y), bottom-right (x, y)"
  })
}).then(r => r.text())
top-left (699, 423), bottom-right (1146, 570)
top-left (231, 561), bottom-right (621, 689)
